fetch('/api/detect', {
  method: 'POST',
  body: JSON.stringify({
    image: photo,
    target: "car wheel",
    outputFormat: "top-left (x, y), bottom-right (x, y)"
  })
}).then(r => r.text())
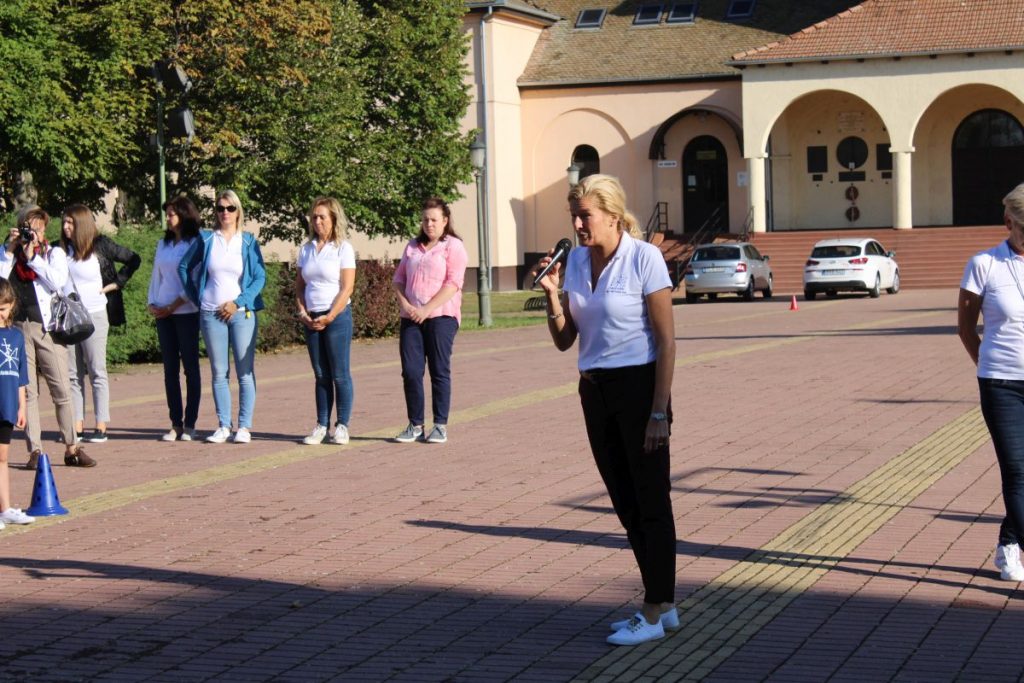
top-left (887, 271), bottom-right (900, 294)
top-left (804, 289), bottom-right (816, 301)
top-left (762, 275), bottom-right (773, 299)
top-left (826, 289), bottom-right (837, 298)
top-left (685, 292), bottom-right (699, 304)
top-left (708, 293), bottom-right (718, 301)
top-left (869, 273), bottom-right (881, 298)
top-left (742, 279), bottom-right (755, 301)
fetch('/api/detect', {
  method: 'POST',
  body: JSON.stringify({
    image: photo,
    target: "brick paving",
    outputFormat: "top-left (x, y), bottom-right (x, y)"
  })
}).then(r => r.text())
top-left (0, 288), bottom-right (1018, 682)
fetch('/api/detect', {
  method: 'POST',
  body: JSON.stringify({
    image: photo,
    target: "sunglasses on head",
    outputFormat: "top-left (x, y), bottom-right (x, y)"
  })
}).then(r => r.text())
top-left (215, 205), bottom-right (237, 213)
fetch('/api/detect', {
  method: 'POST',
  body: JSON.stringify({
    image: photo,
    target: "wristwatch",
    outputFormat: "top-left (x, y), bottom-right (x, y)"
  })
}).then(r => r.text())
top-left (649, 412), bottom-right (668, 422)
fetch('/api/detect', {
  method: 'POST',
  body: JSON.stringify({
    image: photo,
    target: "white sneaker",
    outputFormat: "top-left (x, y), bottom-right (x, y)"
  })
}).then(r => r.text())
top-left (303, 425), bottom-right (328, 445)
top-left (160, 428), bottom-right (178, 442)
top-left (206, 427), bottom-right (231, 444)
top-left (180, 429), bottom-right (197, 442)
top-left (232, 428), bottom-right (251, 444)
top-left (331, 424), bottom-right (350, 445)
top-left (996, 543), bottom-right (1024, 581)
top-left (0, 520), bottom-right (5, 531)
top-left (0, 508), bottom-right (34, 525)
top-left (607, 615), bottom-right (665, 646)
top-left (611, 608), bottom-right (679, 632)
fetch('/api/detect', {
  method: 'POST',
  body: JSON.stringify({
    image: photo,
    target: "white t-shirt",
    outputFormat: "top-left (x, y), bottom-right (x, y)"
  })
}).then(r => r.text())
top-left (297, 240), bottom-right (356, 311)
top-left (961, 240), bottom-right (1024, 379)
top-left (66, 252), bottom-right (107, 313)
top-left (564, 232), bottom-right (672, 371)
top-left (148, 238), bottom-right (198, 314)
top-left (201, 231), bottom-right (244, 312)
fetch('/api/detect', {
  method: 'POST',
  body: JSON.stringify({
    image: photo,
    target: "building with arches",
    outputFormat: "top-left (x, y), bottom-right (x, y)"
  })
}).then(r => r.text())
top-left (343, 0), bottom-right (1024, 290)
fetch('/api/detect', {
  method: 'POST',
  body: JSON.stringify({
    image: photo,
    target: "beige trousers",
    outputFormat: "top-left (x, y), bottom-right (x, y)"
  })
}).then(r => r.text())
top-left (18, 321), bottom-right (76, 454)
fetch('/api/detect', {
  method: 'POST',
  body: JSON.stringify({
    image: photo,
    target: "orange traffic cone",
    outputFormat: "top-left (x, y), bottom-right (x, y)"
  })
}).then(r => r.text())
top-left (790, 295), bottom-right (799, 311)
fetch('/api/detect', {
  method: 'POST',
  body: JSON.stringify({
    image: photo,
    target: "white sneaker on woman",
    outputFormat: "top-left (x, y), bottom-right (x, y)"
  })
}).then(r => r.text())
top-left (303, 425), bottom-right (327, 445)
top-left (232, 428), bottom-right (251, 444)
top-left (206, 427), bottom-right (231, 444)
top-left (0, 508), bottom-right (34, 524)
top-left (996, 543), bottom-right (1024, 581)
top-left (330, 424), bottom-right (350, 445)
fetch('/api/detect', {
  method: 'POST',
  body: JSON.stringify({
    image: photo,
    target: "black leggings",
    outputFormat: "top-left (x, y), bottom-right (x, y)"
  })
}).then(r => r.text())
top-left (579, 362), bottom-right (675, 604)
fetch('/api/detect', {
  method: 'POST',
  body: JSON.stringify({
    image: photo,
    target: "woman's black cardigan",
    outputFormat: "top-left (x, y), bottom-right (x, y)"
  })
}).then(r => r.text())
top-left (91, 235), bottom-right (141, 327)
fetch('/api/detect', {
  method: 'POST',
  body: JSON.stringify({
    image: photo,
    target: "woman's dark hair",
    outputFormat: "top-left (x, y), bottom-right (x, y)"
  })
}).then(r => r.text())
top-left (416, 197), bottom-right (460, 245)
top-left (162, 195), bottom-right (202, 244)
top-left (61, 204), bottom-right (98, 261)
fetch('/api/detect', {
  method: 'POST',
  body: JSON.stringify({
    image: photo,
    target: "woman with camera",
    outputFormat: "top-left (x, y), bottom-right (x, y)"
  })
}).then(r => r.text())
top-left (0, 206), bottom-right (95, 468)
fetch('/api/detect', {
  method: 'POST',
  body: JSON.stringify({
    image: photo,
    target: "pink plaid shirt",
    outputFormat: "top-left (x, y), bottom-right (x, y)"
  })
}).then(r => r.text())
top-left (393, 237), bottom-right (468, 325)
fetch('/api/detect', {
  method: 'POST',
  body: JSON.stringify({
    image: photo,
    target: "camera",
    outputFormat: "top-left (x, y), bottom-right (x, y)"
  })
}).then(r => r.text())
top-left (17, 224), bottom-right (34, 243)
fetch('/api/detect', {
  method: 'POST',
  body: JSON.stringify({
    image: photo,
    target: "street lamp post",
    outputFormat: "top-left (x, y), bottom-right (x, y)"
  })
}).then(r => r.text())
top-left (470, 139), bottom-right (492, 327)
top-left (566, 162), bottom-right (581, 188)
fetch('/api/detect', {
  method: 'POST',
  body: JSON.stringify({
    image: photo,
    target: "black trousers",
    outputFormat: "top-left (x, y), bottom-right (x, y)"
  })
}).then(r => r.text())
top-left (579, 362), bottom-right (676, 604)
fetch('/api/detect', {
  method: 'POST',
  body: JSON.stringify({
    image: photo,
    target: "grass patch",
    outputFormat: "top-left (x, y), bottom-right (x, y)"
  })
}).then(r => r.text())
top-left (460, 290), bottom-right (547, 331)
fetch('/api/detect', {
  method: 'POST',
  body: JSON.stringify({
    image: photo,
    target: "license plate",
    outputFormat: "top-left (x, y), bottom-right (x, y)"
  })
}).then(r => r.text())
top-left (822, 269), bottom-right (845, 276)
top-left (702, 267), bottom-right (725, 273)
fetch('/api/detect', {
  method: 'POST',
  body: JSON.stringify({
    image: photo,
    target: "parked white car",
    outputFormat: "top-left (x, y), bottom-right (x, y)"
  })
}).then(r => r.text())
top-left (683, 242), bottom-right (773, 303)
top-left (803, 238), bottom-right (900, 300)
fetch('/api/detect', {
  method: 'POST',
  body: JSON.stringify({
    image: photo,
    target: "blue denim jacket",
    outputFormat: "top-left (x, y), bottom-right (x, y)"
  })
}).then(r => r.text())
top-left (178, 229), bottom-right (266, 312)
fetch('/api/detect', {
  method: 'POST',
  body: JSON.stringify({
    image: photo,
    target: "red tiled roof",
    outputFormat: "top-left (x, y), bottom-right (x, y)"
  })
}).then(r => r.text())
top-left (732, 0), bottom-right (1024, 64)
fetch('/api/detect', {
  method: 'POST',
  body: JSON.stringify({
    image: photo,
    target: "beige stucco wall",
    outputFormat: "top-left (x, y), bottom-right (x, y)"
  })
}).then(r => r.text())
top-left (520, 81), bottom-right (744, 256)
top-left (741, 51), bottom-right (1024, 230)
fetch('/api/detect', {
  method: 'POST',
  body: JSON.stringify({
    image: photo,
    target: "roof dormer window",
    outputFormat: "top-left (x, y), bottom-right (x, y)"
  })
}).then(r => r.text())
top-left (575, 8), bottom-right (606, 29)
top-left (633, 4), bottom-right (663, 25)
top-left (666, 2), bottom-right (697, 23)
top-left (725, 0), bottom-right (755, 19)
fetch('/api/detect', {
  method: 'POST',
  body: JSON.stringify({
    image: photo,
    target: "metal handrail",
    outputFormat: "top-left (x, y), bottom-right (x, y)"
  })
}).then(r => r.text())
top-left (644, 201), bottom-right (668, 241)
top-left (670, 205), bottom-right (725, 287)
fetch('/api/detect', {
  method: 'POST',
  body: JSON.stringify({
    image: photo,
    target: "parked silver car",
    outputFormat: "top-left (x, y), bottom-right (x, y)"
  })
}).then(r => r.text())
top-left (683, 242), bottom-right (773, 303)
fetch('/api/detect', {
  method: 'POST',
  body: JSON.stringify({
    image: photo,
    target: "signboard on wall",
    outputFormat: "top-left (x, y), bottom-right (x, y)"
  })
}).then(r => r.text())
top-left (837, 111), bottom-right (865, 133)
top-left (657, 160), bottom-right (678, 168)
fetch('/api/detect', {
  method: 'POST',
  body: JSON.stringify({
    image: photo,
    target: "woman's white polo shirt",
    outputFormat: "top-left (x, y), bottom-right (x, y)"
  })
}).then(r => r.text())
top-left (564, 232), bottom-right (672, 372)
top-left (962, 239), bottom-right (1024, 379)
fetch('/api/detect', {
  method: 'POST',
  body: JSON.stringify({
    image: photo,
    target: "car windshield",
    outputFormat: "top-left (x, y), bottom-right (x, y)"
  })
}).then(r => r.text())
top-left (692, 246), bottom-right (741, 262)
top-left (811, 245), bottom-right (862, 258)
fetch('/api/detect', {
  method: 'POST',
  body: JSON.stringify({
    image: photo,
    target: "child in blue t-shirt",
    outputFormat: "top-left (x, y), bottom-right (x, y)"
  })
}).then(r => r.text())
top-left (0, 278), bottom-right (33, 527)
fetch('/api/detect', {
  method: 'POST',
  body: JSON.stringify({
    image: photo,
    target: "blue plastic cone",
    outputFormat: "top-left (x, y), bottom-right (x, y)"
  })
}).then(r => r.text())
top-left (25, 454), bottom-right (68, 516)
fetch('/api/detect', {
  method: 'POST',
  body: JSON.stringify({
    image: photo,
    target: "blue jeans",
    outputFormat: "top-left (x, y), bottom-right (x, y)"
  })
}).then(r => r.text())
top-left (156, 313), bottom-right (201, 429)
top-left (979, 377), bottom-right (1024, 546)
top-left (305, 307), bottom-right (354, 427)
top-left (200, 309), bottom-right (257, 429)
top-left (399, 316), bottom-right (458, 425)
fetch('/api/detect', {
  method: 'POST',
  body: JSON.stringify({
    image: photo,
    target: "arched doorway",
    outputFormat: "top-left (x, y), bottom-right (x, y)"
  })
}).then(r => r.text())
top-left (953, 109), bottom-right (1024, 225)
top-left (682, 136), bottom-right (728, 234)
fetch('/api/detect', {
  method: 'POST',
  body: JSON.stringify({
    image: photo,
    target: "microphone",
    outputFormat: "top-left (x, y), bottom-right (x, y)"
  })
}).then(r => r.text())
top-left (533, 238), bottom-right (574, 287)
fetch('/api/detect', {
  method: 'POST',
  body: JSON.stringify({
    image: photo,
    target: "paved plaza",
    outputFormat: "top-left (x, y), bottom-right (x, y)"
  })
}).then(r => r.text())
top-left (0, 288), bottom-right (1020, 682)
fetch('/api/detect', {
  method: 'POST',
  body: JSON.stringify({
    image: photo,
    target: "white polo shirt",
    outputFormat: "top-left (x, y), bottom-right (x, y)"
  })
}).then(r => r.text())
top-left (961, 240), bottom-right (1024, 379)
top-left (201, 231), bottom-right (244, 312)
top-left (148, 238), bottom-right (198, 314)
top-left (297, 240), bottom-right (356, 311)
top-left (564, 232), bottom-right (672, 371)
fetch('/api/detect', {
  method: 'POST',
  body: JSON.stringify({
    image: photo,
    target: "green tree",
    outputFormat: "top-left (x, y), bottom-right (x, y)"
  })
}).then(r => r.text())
top-left (0, 0), bottom-right (166, 209)
top-left (161, 0), bottom-right (472, 241)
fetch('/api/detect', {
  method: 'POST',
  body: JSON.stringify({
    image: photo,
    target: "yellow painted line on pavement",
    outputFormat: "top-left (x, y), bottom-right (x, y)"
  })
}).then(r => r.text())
top-left (10, 308), bottom-right (945, 544)
top-left (575, 407), bottom-right (991, 682)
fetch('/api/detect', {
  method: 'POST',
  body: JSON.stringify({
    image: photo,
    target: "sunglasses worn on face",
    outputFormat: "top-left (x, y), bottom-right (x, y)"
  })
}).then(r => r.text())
top-left (215, 205), bottom-right (237, 213)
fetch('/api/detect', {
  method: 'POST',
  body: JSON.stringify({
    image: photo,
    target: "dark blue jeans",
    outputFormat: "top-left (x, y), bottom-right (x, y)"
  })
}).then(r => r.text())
top-left (399, 316), bottom-right (458, 425)
top-left (979, 377), bottom-right (1024, 546)
top-left (305, 307), bottom-right (354, 427)
top-left (156, 313), bottom-right (201, 430)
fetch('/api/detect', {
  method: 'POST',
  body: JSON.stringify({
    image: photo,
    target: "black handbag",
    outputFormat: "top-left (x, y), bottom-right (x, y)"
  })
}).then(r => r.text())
top-left (48, 273), bottom-right (95, 345)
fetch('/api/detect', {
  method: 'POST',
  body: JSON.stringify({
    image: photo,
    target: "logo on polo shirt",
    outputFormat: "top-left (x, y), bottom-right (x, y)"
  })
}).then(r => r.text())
top-left (606, 274), bottom-right (629, 294)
